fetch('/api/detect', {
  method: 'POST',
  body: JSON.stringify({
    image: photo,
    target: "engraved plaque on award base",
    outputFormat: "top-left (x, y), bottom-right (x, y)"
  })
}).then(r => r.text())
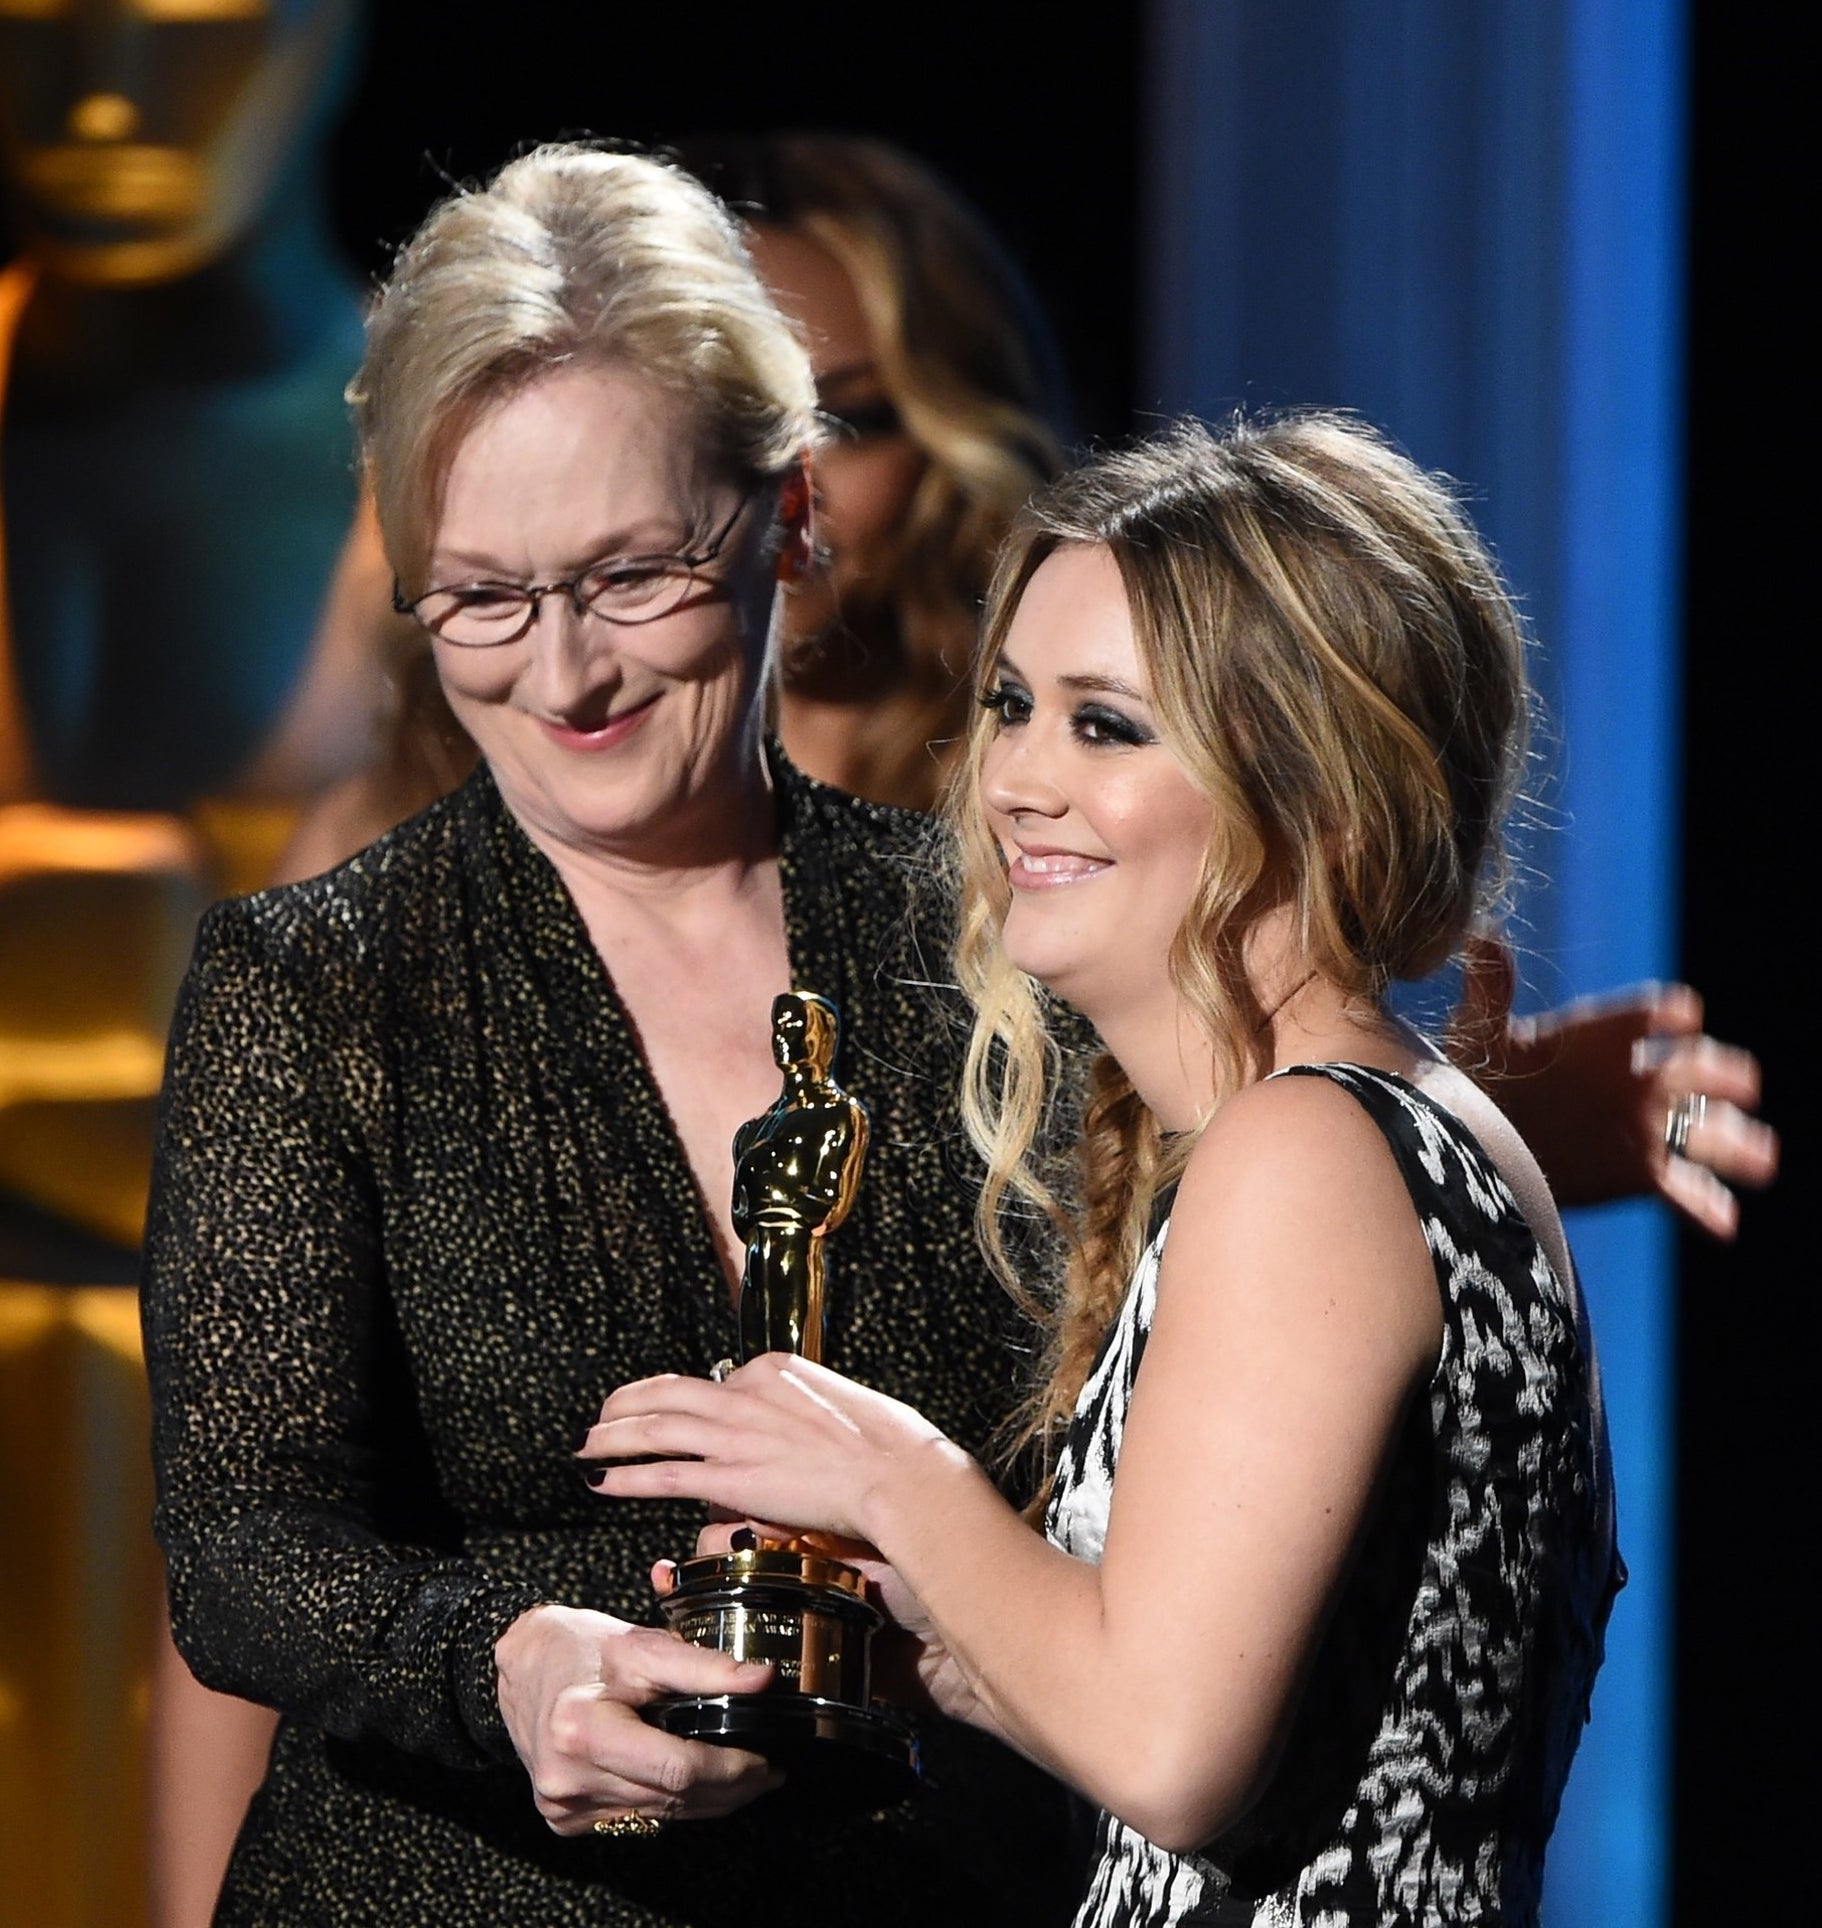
top-left (645, 991), bottom-right (919, 1805)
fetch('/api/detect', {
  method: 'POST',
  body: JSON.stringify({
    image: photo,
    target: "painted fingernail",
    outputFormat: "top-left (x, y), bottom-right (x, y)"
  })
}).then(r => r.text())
top-left (576, 1464), bottom-right (608, 1491)
top-left (570, 1421), bottom-right (596, 1454)
top-left (729, 1527), bottom-right (758, 1551)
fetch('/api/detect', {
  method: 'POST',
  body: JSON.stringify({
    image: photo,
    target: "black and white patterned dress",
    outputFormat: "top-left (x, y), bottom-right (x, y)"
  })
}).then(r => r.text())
top-left (1044, 1063), bottom-right (1622, 1927)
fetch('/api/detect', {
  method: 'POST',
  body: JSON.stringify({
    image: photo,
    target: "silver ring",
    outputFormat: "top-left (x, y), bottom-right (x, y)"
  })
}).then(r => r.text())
top-left (1664, 1093), bottom-right (1707, 1159)
top-left (594, 1813), bottom-right (666, 1838)
top-left (709, 1357), bottom-right (737, 1384)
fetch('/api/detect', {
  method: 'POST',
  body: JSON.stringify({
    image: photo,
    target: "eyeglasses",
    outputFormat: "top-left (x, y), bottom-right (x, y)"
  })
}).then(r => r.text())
top-left (393, 488), bottom-right (754, 648)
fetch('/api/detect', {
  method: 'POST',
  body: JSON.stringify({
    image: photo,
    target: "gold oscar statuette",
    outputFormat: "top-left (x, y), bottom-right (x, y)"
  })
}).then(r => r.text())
top-left (645, 991), bottom-right (920, 1802)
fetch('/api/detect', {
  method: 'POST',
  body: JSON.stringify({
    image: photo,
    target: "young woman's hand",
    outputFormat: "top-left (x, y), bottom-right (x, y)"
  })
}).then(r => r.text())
top-left (580, 1355), bottom-right (966, 1550)
top-left (493, 1603), bottom-right (782, 1834)
top-left (1448, 933), bottom-right (1779, 1236)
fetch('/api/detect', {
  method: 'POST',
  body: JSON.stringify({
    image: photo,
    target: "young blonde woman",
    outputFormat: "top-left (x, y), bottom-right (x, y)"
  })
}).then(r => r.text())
top-left (586, 415), bottom-right (1622, 1923)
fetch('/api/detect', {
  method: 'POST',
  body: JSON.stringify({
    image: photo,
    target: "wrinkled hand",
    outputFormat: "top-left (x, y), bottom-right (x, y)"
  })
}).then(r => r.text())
top-left (493, 1603), bottom-right (782, 1834)
top-left (581, 1354), bottom-right (957, 1547)
top-left (1449, 934), bottom-right (1779, 1237)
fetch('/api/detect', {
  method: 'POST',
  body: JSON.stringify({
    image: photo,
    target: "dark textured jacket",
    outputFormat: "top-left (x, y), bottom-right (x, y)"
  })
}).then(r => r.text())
top-left (143, 755), bottom-right (1077, 1925)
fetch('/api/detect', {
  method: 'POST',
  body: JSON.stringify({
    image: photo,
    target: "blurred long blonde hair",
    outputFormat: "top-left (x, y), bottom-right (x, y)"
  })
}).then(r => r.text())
top-left (951, 415), bottom-right (1532, 1474)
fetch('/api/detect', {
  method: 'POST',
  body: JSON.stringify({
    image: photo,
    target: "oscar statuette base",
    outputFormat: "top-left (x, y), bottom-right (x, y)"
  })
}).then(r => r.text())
top-left (649, 1545), bottom-right (921, 1808)
top-left (648, 1692), bottom-right (919, 1807)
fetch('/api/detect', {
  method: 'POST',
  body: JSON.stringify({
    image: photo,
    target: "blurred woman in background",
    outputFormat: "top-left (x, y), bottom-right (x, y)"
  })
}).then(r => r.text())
top-left (681, 132), bottom-right (1071, 809)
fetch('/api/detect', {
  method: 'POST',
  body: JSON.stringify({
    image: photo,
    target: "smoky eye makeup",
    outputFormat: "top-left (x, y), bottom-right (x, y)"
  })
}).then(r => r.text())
top-left (1074, 701), bottom-right (1156, 747)
top-left (978, 680), bottom-right (1033, 725)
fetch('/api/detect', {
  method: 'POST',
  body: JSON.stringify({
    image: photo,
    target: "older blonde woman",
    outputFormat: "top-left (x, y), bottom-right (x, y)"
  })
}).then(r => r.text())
top-left (142, 144), bottom-right (1076, 1925)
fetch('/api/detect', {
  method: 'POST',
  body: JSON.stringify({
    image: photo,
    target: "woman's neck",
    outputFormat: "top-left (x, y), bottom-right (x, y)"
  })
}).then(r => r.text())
top-left (781, 600), bottom-right (970, 713)
top-left (509, 752), bottom-right (781, 948)
top-left (1090, 903), bottom-right (1418, 1135)
top-left (778, 680), bottom-right (966, 812)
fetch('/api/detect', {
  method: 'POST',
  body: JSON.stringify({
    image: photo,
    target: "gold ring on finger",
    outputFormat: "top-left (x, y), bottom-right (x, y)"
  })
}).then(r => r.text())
top-left (594, 1813), bottom-right (666, 1839)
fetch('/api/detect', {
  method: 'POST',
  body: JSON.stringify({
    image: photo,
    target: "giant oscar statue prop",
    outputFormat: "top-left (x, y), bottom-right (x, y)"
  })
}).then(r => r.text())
top-left (646, 991), bottom-right (920, 1801)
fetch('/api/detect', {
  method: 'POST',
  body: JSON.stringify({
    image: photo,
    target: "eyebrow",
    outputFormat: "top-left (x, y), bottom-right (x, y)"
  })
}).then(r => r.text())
top-left (429, 519), bottom-right (695, 577)
top-left (995, 654), bottom-right (1150, 703)
top-left (1060, 673), bottom-right (1150, 701)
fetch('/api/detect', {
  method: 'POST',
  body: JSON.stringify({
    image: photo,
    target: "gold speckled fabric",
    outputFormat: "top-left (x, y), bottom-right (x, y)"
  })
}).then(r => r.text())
top-left (143, 752), bottom-right (1079, 1926)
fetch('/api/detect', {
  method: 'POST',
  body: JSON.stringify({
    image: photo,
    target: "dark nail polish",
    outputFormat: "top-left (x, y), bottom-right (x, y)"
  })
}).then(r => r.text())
top-left (575, 1463), bottom-right (608, 1491)
top-left (729, 1526), bottom-right (757, 1552)
top-left (570, 1419), bottom-right (596, 1454)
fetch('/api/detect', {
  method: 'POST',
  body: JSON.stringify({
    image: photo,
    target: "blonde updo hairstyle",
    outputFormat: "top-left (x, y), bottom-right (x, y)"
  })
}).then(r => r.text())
top-left (350, 142), bottom-right (823, 587)
top-left (953, 414), bottom-right (1532, 1466)
top-left (678, 132), bottom-right (1071, 682)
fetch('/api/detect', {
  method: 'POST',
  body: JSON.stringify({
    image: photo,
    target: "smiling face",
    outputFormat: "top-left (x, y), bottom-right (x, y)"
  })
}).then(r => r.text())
top-left (423, 361), bottom-right (784, 866)
top-left (979, 544), bottom-right (1215, 1042)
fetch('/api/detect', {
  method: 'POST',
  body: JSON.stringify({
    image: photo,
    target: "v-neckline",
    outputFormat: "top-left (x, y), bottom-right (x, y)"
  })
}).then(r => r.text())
top-left (461, 748), bottom-right (864, 1370)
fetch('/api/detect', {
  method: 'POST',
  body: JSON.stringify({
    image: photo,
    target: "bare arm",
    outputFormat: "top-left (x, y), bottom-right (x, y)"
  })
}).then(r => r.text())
top-left (588, 1075), bottom-right (1440, 1850)
top-left (266, 770), bottom-right (401, 883)
top-left (145, 1602), bottom-right (278, 1928)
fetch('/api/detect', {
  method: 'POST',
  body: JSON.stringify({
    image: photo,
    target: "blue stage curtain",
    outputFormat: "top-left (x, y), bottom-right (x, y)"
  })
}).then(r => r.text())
top-left (1143, 3), bottom-right (1683, 1917)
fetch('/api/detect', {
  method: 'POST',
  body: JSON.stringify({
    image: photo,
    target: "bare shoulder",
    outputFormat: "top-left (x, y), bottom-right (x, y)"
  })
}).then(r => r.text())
top-left (1161, 1072), bottom-right (1443, 1372)
top-left (1180, 1068), bottom-right (1422, 1232)
top-left (270, 769), bottom-right (399, 885)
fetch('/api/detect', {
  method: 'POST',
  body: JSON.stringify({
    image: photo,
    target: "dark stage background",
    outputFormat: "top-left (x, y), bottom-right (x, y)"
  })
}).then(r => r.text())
top-left (1677, 6), bottom-right (1810, 1915)
top-left (320, 1), bottom-right (1143, 443)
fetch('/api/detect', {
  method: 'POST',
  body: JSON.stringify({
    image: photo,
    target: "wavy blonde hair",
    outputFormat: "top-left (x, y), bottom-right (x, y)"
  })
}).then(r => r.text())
top-left (952, 415), bottom-right (1532, 1473)
top-left (350, 142), bottom-right (822, 584)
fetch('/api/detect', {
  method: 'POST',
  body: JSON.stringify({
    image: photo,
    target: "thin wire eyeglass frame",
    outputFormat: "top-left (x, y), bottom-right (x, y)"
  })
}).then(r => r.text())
top-left (391, 486), bottom-right (757, 648)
